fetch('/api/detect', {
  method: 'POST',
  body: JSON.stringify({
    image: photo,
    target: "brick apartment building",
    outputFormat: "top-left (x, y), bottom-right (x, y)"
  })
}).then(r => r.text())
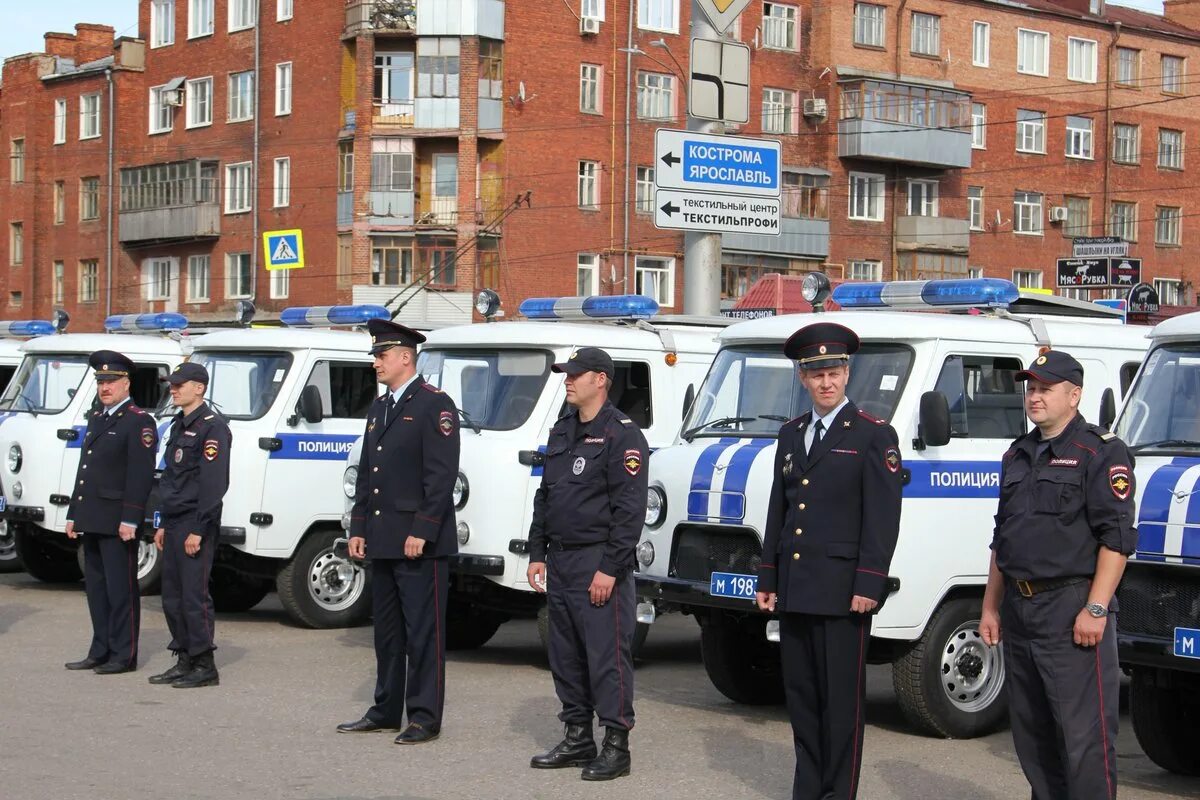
top-left (2, 0), bottom-right (1199, 331)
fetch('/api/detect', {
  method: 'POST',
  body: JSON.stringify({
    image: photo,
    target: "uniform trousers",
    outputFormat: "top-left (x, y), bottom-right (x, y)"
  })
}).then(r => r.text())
top-left (1002, 581), bottom-right (1119, 800)
top-left (546, 544), bottom-right (636, 731)
top-left (160, 526), bottom-right (217, 657)
top-left (82, 533), bottom-right (140, 667)
top-left (367, 557), bottom-right (449, 730)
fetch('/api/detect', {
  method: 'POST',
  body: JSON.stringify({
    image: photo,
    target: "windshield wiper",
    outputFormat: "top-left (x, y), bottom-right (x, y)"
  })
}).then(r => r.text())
top-left (458, 408), bottom-right (482, 434)
top-left (682, 416), bottom-right (755, 441)
top-left (1132, 438), bottom-right (1200, 451)
top-left (758, 414), bottom-right (790, 422)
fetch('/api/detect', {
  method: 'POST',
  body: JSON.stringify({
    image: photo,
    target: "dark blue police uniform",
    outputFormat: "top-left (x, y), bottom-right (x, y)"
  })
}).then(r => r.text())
top-left (993, 351), bottom-right (1137, 800)
top-left (65, 351), bottom-right (157, 674)
top-left (342, 319), bottom-right (460, 744)
top-left (756, 324), bottom-right (903, 800)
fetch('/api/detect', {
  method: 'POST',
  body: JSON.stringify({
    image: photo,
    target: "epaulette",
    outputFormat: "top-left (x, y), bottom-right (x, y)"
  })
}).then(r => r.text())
top-left (1084, 423), bottom-right (1118, 443)
top-left (857, 409), bottom-right (886, 425)
top-left (618, 418), bottom-right (634, 426)
top-left (420, 383), bottom-right (443, 394)
top-left (203, 415), bottom-right (214, 421)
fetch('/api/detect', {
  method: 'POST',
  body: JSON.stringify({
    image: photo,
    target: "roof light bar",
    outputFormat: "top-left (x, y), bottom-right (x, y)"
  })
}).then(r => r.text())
top-left (832, 279), bottom-right (1019, 311)
top-left (518, 294), bottom-right (661, 321)
top-left (104, 313), bottom-right (189, 333)
top-left (279, 305), bottom-right (390, 327)
top-left (0, 320), bottom-right (57, 338)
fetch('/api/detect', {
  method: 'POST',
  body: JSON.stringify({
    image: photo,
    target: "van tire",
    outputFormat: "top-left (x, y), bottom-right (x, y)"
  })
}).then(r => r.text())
top-left (535, 602), bottom-right (650, 659)
top-left (14, 526), bottom-right (82, 583)
top-left (1130, 668), bottom-right (1200, 775)
top-left (0, 521), bottom-right (22, 572)
top-left (210, 568), bottom-right (271, 613)
top-left (77, 537), bottom-right (162, 594)
top-left (277, 529), bottom-right (371, 629)
top-left (892, 598), bottom-right (1008, 738)
top-left (446, 600), bottom-right (505, 650)
top-left (700, 616), bottom-right (784, 705)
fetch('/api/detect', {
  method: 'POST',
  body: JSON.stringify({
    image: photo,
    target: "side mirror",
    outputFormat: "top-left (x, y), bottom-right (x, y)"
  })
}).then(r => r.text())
top-left (681, 383), bottom-right (695, 422)
top-left (296, 384), bottom-right (324, 425)
top-left (918, 391), bottom-right (952, 448)
top-left (518, 449), bottom-right (545, 467)
top-left (1099, 387), bottom-right (1116, 430)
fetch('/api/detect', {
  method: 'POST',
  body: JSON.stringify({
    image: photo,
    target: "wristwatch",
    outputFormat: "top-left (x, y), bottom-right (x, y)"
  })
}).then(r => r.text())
top-left (1085, 602), bottom-right (1109, 618)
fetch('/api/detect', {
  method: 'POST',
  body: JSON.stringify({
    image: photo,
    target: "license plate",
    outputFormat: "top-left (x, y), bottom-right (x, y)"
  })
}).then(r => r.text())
top-left (1174, 627), bottom-right (1200, 660)
top-left (709, 571), bottom-right (756, 599)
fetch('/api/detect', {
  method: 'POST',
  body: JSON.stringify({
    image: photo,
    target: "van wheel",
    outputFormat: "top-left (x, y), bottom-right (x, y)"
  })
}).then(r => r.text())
top-left (210, 568), bottom-right (271, 613)
top-left (0, 520), bottom-right (22, 572)
top-left (893, 598), bottom-right (1008, 738)
top-left (535, 602), bottom-right (650, 659)
top-left (277, 529), bottom-right (370, 629)
top-left (446, 600), bottom-right (506, 650)
top-left (1130, 668), bottom-right (1200, 775)
top-left (700, 616), bottom-right (784, 705)
top-left (79, 538), bottom-right (162, 594)
top-left (14, 526), bottom-right (81, 583)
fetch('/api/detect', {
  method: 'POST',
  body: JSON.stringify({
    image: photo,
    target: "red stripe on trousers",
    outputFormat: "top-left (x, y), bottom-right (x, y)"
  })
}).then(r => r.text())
top-left (1094, 647), bottom-right (1114, 799)
top-left (614, 590), bottom-right (629, 729)
top-left (848, 620), bottom-right (867, 799)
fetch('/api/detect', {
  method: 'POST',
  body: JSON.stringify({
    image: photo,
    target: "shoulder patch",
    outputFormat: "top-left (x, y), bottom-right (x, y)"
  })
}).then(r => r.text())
top-left (203, 439), bottom-right (219, 461)
top-left (140, 427), bottom-right (155, 448)
top-left (858, 409), bottom-right (885, 424)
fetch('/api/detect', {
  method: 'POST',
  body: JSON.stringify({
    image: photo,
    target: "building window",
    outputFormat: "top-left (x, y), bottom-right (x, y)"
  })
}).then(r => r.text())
top-left (1113, 123), bottom-right (1139, 164)
top-left (417, 39), bottom-right (461, 100)
top-left (79, 260), bottom-right (99, 302)
top-left (1067, 37), bottom-right (1097, 83)
top-left (1012, 269), bottom-right (1042, 289)
top-left (1116, 47), bottom-right (1139, 86)
top-left (577, 253), bottom-right (600, 295)
top-left (226, 253), bottom-right (252, 298)
top-left (907, 179), bottom-right (938, 216)
top-left (968, 266), bottom-right (984, 279)
top-left (763, 3), bottom-right (798, 50)
top-left (971, 103), bottom-right (986, 149)
top-left (230, 0), bottom-right (257, 31)
top-left (273, 157), bottom-right (290, 207)
top-left (635, 256), bottom-right (674, 306)
top-left (53, 181), bottom-right (65, 224)
top-left (9, 223), bottom-right (22, 265)
top-left (1016, 109), bottom-right (1045, 153)
top-left (849, 260), bottom-right (882, 281)
top-left (1065, 116), bottom-right (1093, 159)
top-left (849, 171), bottom-right (884, 221)
top-left (1017, 29), bottom-right (1049, 76)
top-left (54, 99), bottom-right (67, 144)
top-left (275, 62), bottom-right (292, 115)
top-left (270, 267), bottom-right (289, 299)
top-left (1158, 128), bottom-right (1183, 169)
top-left (967, 186), bottom-right (983, 230)
top-left (1014, 191), bottom-right (1043, 235)
top-left (186, 77), bottom-right (212, 128)
top-left (1155, 278), bottom-right (1183, 305)
top-left (187, 254), bottom-right (210, 302)
top-left (1155, 206), bottom-right (1181, 246)
top-left (9, 139), bottom-right (24, 184)
top-left (582, 0), bottom-right (606, 20)
top-left (1065, 196), bottom-right (1090, 237)
top-left (225, 162), bottom-right (253, 213)
top-left (277, 0), bottom-right (292, 21)
top-left (374, 52), bottom-right (414, 117)
top-left (782, 172), bottom-right (829, 219)
top-left (636, 166), bottom-right (654, 214)
top-left (339, 141), bottom-right (354, 192)
top-left (151, 0), bottom-right (175, 47)
top-left (147, 257), bottom-right (175, 301)
top-left (479, 40), bottom-right (503, 101)
top-left (370, 237), bottom-right (413, 286)
top-left (1109, 201), bottom-right (1137, 241)
top-left (80, 177), bottom-right (100, 220)
top-left (638, 0), bottom-right (678, 33)
top-left (80, 93), bottom-right (101, 139)
top-left (53, 261), bottom-right (65, 304)
top-left (580, 64), bottom-right (601, 113)
top-left (853, 3), bottom-right (885, 47)
top-left (149, 85), bottom-right (174, 134)
top-left (910, 12), bottom-right (940, 57)
top-left (762, 88), bottom-right (795, 134)
top-left (578, 160), bottom-right (599, 209)
top-left (1162, 55), bottom-right (1184, 93)
top-left (972, 22), bottom-right (990, 66)
top-left (336, 234), bottom-right (352, 287)
top-left (636, 72), bottom-right (674, 120)
top-left (419, 239), bottom-right (457, 287)
top-left (229, 71), bottom-right (254, 121)
top-left (189, 0), bottom-right (214, 37)
top-left (370, 142), bottom-right (413, 191)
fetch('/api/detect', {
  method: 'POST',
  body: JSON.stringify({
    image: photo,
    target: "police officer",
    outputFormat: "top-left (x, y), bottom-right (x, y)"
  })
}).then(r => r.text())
top-left (754, 323), bottom-right (903, 800)
top-left (339, 318), bottom-right (459, 745)
top-left (147, 362), bottom-right (231, 689)
top-left (63, 351), bottom-right (157, 674)
top-left (981, 350), bottom-right (1136, 800)
top-left (527, 347), bottom-right (648, 782)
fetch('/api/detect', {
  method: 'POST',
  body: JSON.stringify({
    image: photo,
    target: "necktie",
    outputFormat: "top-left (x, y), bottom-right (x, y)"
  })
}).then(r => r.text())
top-left (384, 395), bottom-right (396, 425)
top-left (814, 419), bottom-right (825, 441)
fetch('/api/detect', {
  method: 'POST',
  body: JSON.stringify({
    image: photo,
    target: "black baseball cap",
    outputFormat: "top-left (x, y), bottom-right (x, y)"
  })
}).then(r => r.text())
top-left (552, 347), bottom-right (615, 379)
top-left (366, 318), bottom-right (426, 355)
top-left (1016, 350), bottom-right (1084, 386)
top-left (783, 322), bottom-right (859, 370)
top-left (167, 362), bottom-right (210, 386)
top-left (89, 350), bottom-right (134, 383)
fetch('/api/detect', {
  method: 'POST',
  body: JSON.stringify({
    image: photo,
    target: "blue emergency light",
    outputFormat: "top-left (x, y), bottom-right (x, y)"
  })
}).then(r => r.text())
top-left (832, 279), bottom-right (1020, 311)
top-left (279, 305), bottom-right (390, 327)
top-left (0, 320), bottom-right (56, 337)
top-left (104, 313), bottom-right (189, 332)
top-left (518, 295), bottom-right (661, 321)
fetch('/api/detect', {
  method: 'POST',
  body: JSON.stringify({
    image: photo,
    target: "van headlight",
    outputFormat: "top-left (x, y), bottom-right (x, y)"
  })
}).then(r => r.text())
top-left (342, 465), bottom-right (358, 499)
top-left (645, 486), bottom-right (666, 527)
top-left (453, 473), bottom-right (469, 510)
top-left (636, 540), bottom-right (655, 567)
top-left (7, 444), bottom-right (21, 474)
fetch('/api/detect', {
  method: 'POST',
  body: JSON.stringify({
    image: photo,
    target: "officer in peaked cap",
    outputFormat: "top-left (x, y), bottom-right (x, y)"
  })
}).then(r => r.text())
top-left (756, 322), bottom-right (904, 800)
top-left (64, 350), bottom-right (157, 674)
top-left (982, 349), bottom-right (1137, 799)
top-left (340, 317), bottom-right (460, 745)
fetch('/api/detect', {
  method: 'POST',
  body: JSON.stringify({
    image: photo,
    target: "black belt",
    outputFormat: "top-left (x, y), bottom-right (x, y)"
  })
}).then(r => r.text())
top-left (548, 540), bottom-right (604, 552)
top-left (1008, 576), bottom-right (1089, 598)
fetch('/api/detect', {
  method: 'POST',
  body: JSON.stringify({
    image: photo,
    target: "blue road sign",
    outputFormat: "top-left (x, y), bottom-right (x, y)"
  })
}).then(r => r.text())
top-left (654, 129), bottom-right (781, 198)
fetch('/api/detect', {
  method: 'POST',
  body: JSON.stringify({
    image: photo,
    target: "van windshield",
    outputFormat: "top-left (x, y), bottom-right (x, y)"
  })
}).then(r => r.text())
top-left (1115, 344), bottom-right (1200, 452)
top-left (0, 354), bottom-right (90, 414)
top-left (684, 343), bottom-right (914, 438)
top-left (419, 348), bottom-right (553, 431)
top-left (157, 351), bottom-right (292, 420)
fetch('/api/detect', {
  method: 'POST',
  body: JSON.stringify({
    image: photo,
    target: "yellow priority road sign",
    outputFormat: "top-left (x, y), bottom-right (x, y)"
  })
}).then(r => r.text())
top-left (694, 0), bottom-right (754, 34)
top-left (263, 229), bottom-right (305, 270)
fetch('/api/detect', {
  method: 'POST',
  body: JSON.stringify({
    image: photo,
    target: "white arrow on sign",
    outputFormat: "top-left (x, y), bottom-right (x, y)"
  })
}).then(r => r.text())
top-left (653, 189), bottom-right (781, 236)
top-left (694, 0), bottom-right (755, 34)
top-left (654, 129), bottom-right (782, 197)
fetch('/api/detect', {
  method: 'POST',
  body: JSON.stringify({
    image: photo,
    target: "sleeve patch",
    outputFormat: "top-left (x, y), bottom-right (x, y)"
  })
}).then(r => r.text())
top-left (438, 410), bottom-right (456, 437)
top-left (623, 449), bottom-right (643, 476)
top-left (885, 447), bottom-right (901, 473)
top-left (140, 428), bottom-right (155, 448)
top-left (1108, 465), bottom-right (1132, 501)
top-left (203, 439), bottom-right (219, 461)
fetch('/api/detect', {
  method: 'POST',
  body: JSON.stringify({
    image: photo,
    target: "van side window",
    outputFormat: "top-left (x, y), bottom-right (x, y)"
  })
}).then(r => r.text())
top-left (1120, 362), bottom-right (1139, 397)
top-left (0, 365), bottom-right (16, 395)
top-left (934, 355), bottom-right (1025, 439)
top-left (611, 361), bottom-right (653, 429)
top-left (130, 364), bottom-right (170, 409)
top-left (305, 360), bottom-right (378, 419)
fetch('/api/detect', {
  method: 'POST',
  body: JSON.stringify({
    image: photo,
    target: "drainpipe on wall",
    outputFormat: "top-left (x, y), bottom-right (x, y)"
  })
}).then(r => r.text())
top-left (251, 3), bottom-right (262, 301)
top-left (622, 0), bottom-right (635, 293)
top-left (105, 67), bottom-right (115, 317)
top-left (1104, 22), bottom-right (1121, 251)
top-left (894, 0), bottom-right (909, 79)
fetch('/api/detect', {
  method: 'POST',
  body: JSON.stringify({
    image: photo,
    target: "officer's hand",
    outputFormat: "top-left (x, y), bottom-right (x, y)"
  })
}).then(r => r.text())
top-left (64, 520), bottom-right (77, 539)
top-left (527, 562), bottom-right (547, 593)
top-left (850, 595), bottom-right (878, 614)
top-left (404, 536), bottom-right (426, 559)
top-left (589, 571), bottom-right (616, 606)
top-left (154, 528), bottom-right (165, 551)
top-left (118, 523), bottom-right (138, 542)
top-left (980, 606), bottom-right (1002, 646)
top-left (756, 591), bottom-right (776, 612)
top-left (1073, 609), bottom-right (1106, 648)
top-left (348, 537), bottom-right (366, 560)
top-left (184, 533), bottom-right (202, 557)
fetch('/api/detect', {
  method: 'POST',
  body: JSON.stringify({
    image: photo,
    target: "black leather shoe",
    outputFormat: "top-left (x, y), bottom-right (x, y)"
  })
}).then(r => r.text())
top-left (149, 652), bottom-right (193, 685)
top-left (581, 728), bottom-right (631, 781)
top-left (530, 723), bottom-right (597, 769)
top-left (65, 657), bottom-right (105, 671)
top-left (336, 717), bottom-right (389, 733)
top-left (171, 651), bottom-right (218, 688)
top-left (394, 723), bottom-right (440, 745)
top-left (93, 661), bottom-right (136, 675)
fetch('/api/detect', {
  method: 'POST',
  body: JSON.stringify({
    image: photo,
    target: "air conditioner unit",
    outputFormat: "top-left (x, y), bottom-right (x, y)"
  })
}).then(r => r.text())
top-left (580, 16), bottom-right (601, 35)
top-left (1048, 206), bottom-right (1069, 223)
top-left (802, 98), bottom-right (827, 118)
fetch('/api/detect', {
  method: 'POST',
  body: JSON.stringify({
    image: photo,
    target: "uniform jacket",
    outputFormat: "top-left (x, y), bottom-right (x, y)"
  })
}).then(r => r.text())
top-left (350, 377), bottom-right (460, 560)
top-left (66, 400), bottom-right (157, 535)
top-left (528, 401), bottom-right (650, 578)
top-left (992, 413), bottom-right (1137, 582)
top-left (756, 402), bottom-right (904, 615)
top-left (157, 402), bottom-right (232, 538)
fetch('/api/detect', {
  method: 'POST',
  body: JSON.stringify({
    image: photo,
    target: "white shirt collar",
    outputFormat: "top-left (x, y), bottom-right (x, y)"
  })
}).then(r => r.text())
top-left (811, 397), bottom-right (850, 430)
top-left (389, 374), bottom-right (418, 404)
top-left (105, 396), bottom-right (131, 416)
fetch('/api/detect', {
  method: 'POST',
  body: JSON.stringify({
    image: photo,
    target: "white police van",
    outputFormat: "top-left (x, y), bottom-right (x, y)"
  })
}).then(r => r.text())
top-left (1111, 310), bottom-right (1200, 775)
top-left (342, 294), bottom-right (728, 649)
top-left (0, 313), bottom-right (189, 587)
top-left (635, 276), bottom-right (1150, 738)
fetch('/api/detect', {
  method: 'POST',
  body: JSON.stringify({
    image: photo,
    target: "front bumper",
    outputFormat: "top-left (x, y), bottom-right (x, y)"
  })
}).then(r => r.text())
top-left (450, 553), bottom-right (505, 576)
top-left (1119, 633), bottom-right (1200, 674)
top-left (0, 505), bottom-right (45, 523)
top-left (636, 574), bottom-right (760, 613)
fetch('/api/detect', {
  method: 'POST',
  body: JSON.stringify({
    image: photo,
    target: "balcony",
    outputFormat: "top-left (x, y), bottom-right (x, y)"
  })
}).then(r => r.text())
top-left (338, 191), bottom-right (354, 227)
top-left (723, 217), bottom-right (829, 259)
top-left (345, 0), bottom-right (416, 36)
top-left (345, 0), bottom-right (504, 39)
top-left (367, 191), bottom-right (415, 226)
top-left (896, 216), bottom-right (970, 253)
top-left (118, 160), bottom-right (220, 246)
top-left (838, 80), bottom-right (972, 169)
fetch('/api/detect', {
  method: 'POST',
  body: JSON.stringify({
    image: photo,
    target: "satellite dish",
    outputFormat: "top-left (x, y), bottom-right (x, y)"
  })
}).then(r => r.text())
top-left (518, 82), bottom-right (527, 102)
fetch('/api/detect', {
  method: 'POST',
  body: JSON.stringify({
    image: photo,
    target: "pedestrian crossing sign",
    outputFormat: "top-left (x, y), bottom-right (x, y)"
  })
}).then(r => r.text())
top-left (263, 229), bottom-right (305, 270)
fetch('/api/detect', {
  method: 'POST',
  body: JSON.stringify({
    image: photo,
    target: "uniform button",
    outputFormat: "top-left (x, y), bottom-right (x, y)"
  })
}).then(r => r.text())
top-left (373, 489), bottom-right (379, 495)
top-left (792, 553), bottom-right (800, 561)
top-left (801, 478), bottom-right (809, 486)
top-left (87, 450), bottom-right (93, 455)
top-left (374, 510), bottom-right (380, 516)
top-left (82, 465), bottom-right (87, 469)
top-left (78, 480), bottom-right (84, 485)
top-left (794, 528), bottom-right (802, 535)
top-left (372, 467), bottom-right (378, 473)
top-left (77, 495), bottom-right (83, 500)
top-left (376, 446), bottom-right (382, 451)
top-left (798, 503), bottom-right (806, 510)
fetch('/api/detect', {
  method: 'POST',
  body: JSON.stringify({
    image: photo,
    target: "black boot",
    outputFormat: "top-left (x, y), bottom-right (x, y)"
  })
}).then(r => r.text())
top-left (171, 651), bottom-right (219, 688)
top-left (148, 652), bottom-right (192, 685)
top-left (581, 727), bottom-right (631, 781)
top-left (530, 722), bottom-right (597, 769)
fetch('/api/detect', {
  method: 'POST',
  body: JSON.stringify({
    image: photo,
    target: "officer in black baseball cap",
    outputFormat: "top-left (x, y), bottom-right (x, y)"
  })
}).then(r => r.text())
top-left (366, 318), bottom-right (426, 355)
top-left (165, 362), bottom-right (210, 386)
top-left (1014, 349), bottom-right (1084, 386)
top-left (551, 346), bottom-right (615, 380)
